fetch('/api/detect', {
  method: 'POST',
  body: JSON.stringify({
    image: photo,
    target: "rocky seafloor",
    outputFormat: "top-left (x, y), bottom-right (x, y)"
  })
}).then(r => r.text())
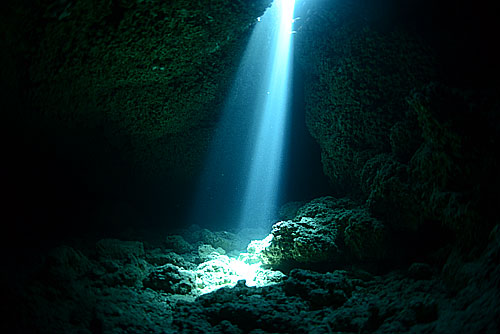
top-left (5, 197), bottom-right (500, 334)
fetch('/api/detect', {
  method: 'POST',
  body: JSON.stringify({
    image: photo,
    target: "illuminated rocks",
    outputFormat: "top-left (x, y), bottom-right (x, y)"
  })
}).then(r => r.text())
top-left (12, 224), bottom-right (500, 332)
top-left (262, 217), bottom-right (343, 266)
top-left (261, 197), bottom-right (388, 269)
top-left (194, 235), bottom-right (285, 294)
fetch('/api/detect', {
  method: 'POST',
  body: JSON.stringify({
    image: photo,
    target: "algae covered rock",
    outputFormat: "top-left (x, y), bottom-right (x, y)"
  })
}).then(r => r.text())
top-left (294, 3), bottom-right (435, 194)
top-left (24, 0), bottom-right (273, 185)
top-left (96, 238), bottom-right (145, 260)
top-left (143, 263), bottom-right (196, 295)
top-left (261, 197), bottom-right (388, 269)
top-left (262, 217), bottom-right (343, 266)
top-left (181, 225), bottom-right (246, 253)
top-left (407, 83), bottom-right (499, 242)
top-left (164, 235), bottom-right (193, 254)
top-left (198, 244), bottom-right (226, 261)
top-left (41, 245), bottom-right (93, 284)
top-left (361, 153), bottom-right (422, 232)
top-left (94, 239), bottom-right (149, 287)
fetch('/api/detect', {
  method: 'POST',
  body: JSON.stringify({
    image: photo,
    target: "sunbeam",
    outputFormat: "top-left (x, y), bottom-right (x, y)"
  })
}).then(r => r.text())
top-left (191, 0), bottom-right (296, 230)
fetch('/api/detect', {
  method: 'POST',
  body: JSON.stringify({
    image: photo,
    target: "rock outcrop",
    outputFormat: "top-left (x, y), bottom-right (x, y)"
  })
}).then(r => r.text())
top-left (262, 197), bottom-right (388, 270)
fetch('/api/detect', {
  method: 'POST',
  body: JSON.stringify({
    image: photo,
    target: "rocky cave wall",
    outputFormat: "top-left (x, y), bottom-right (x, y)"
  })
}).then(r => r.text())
top-left (13, 0), bottom-right (273, 180)
top-left (2, 0), bottom-right (273, 236)
top-left (292, 0), bottom-right (499, 255)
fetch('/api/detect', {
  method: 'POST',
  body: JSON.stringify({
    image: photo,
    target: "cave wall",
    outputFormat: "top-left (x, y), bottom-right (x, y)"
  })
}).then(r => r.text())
top-left (293, 0), bottom-right (500, 250)
top-left (2, 0), bottom-right (273, 240)
top-left (23, 0), bottom-right (272, 182)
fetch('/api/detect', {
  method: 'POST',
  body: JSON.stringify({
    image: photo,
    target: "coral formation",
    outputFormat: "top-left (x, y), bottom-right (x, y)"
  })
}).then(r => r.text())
top-left (262, 197), bottom-right (388, 269)
top-left (22, 0), bottom-right (273, 183)
top-left (296, 17), bottom-right (435, 193)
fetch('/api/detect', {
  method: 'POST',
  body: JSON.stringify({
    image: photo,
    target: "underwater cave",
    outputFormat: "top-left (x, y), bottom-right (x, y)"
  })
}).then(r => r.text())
top-left (2, 0), bottom-right (499, 333)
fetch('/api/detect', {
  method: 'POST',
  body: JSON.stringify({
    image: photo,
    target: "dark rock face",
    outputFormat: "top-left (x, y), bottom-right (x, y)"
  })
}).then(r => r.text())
top-left (22, 0), bottom-right (272, 182)
top-left (295, 3), bottom-right (435, 195)
top-left (2, 0), bottom-right (274, 239)
top-left (293, 0), bottom-right (499, 250)
top-left (143, 263), bottom-right (195, 294)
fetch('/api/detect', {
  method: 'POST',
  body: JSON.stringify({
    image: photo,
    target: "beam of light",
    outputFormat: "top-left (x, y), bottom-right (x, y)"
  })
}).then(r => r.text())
top-left (238, 0), bottom-right (295, 228)
top-left (190, 0), bottom-right (296, 230)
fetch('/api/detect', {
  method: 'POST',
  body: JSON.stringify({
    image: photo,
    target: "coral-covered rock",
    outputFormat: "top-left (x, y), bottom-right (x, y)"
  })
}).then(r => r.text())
top-left (344, 212), bottom-right (387, 261)
top-left (96, 238), bottom-right (145, 260)
top-left (10, 225), bottom-right (500, 333)
top-left (407, 83), bottom-right (499, 244)
top-left (262, 197), bottom-right (388, 269)
top-left (262, 217), bottom-right (343, 266)
top-left (278, 201), bottom-right (306, 220)
top-left (23, 0), bottom-right (272, 184)
top-left (146, 248), bottom-right (196, 269)
top-left (93, 239), bottom-right (149, 287)
top-left (295, 6), bottom-right (435, 193)
top-left (361, 154), bottom-right (422, 232)
top-left (143, 263), bottom-right (196, 295)
top-left (164, 235), bottom-right (193, 254)
top-left (41, 245), bottom-right (93, 284)
top-left (182, 226), bottom-right (246, 253)
top-left (198, 244), bottom-right (226, 261)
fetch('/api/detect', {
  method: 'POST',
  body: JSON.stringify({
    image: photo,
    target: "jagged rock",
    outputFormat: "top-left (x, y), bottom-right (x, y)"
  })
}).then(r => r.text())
top-left (99, 257), bottom-right (149, 288)
top-left (40, 245), bottom-right (93, 284)
top-left (195, 283), bottom-right (309, 333)
top-left (96, 239), bottom-right (145, 260)
top-left (262, 217), bottom-right (343, 266)
top-left (146, 248), bottom-right (196, 269)
top-left (12, 225), bottom-right (500, 333)
top-left (278, 201), bottom-right (305, 220)
top-left (361, 154), bottom-right (422, 232)
top-left (295, 8), bottom-right (435, 193)
top-left (164, 235), bottom-right (193, 254)
top-left (181, 225), bottom-right (245, 252)
top-left (198, 244), bottom-right (226, 261)
top-left (94, 287), bottom-right (175, 333)
top-left (143, 263), bottom-right (196, 295)
top-left (283, 269), bottom-right (358, 308)
top-left (21, 0), bottom-right (273, 185)
top-left (294, 196), bottom-right (358, 223)
top-left (407, 83), bottom-right (499, 243)
top-left (261, 197), bottom-right (388, 268)
top-left (92, 239), bottom-right (149, 287)
top-left (194, 255), bottom-right (236, 292)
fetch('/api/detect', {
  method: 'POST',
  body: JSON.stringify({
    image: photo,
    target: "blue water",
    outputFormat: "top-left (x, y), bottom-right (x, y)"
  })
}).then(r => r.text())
top-left (191, 0), bottom-right (296, 230)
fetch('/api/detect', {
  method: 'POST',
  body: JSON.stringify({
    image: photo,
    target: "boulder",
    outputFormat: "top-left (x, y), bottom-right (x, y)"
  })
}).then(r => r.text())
top-left (261, 197), bottom-right (388, 269)
top-left (143, 264), bottom-right (196, 295)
